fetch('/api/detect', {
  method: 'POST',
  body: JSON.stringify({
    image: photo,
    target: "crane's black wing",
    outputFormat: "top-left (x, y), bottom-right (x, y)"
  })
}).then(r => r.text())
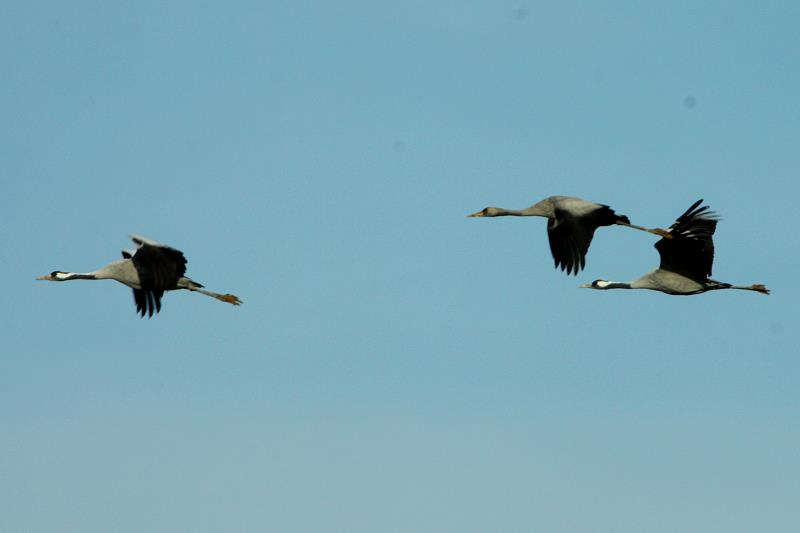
top-left (655, 199), bottom-right (718, 283)
top-left (130, 238), bottom-right (187, 317)
top-left (547, 205), bottom-right (625, 275)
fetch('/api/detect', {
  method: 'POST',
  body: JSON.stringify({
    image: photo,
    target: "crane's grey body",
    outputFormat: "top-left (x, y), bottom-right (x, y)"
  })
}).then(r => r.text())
top-left (627, 270), bottom-right (708, 295)
top-left (37, 235), bottom-right (242, 317)
top-left (581, 200), bottom-right (769, 296)
top-left (474, 195), bottom-right (611, 220)
top-left (531, 195), bottom-right (603, 218)
top-left (468, 195), bottom-right (668, 275)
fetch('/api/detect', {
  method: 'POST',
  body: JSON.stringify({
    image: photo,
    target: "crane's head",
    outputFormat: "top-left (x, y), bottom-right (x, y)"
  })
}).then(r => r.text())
top-left (36, 271), bottom-right (70, 281)
top-left (579, 279), bottom-right (612, 290)
top-left (467, 207), bottom-right (504, 218)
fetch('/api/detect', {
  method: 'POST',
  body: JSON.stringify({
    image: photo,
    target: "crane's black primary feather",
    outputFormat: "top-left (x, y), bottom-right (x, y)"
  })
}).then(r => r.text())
top-left (130, 242), bottom-right (187, 317)
top-left (133, 289), bottom-right (147, 317)
top-left (655, 199), bottom-right (719, 283)
top-left (547, 205), bottom-right (624, 275)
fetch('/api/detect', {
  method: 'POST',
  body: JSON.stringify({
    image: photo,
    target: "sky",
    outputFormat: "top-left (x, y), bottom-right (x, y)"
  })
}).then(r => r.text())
top-left (2, 1), bottom-right (799, 531)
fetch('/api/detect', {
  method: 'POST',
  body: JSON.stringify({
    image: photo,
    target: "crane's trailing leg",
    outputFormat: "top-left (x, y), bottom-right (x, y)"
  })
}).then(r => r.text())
top-left (616, 221), bottom-right (673, 239)
top-left (178, 278), bottom-right (243, 305)
top-left (190, 286), bottom-right (243, 305)
top-left (706, 280), bottom-right (770, 295)
top-left (722, 283), bottom-right (770, 295)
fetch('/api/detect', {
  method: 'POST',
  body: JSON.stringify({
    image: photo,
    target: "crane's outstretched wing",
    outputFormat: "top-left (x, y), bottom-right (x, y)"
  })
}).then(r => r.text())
top-left (655, 199), bottom-right (718, 283)
top-left (129, 237), bottom-right (187, 317)
top-left (547, 209), bottom-right (596, 275)
top-left (547, 204), bottom-right (625, 275)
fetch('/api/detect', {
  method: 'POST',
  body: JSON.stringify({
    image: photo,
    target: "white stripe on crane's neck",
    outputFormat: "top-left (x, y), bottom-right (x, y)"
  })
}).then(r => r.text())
top-left (55, 272), bottom-right (97, 281)
top-left (594, 280), bottom-right (633, 289)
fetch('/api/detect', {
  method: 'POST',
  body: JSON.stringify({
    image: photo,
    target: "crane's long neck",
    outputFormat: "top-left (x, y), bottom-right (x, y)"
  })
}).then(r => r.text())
top-left (493, 205), bottom-right (550, 217)
top-left (518, 203), bottom-right (552, 217)
top-left (468, 203), bottom-right (551, 218)
top-left (491, 208), bottom-right (528, 217)
top-left (594, 280), bottom-right (634, 290)
top-left (54, 272), bottom-right (99, 281)
top-left (45, 263), bottom-right (127, 282)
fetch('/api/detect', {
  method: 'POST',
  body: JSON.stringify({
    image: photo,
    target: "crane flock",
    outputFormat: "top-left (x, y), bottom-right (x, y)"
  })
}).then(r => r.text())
top-left (468, 195), bottom-right (769, 296)
top-left (36, 196), bottom-right (768, 318)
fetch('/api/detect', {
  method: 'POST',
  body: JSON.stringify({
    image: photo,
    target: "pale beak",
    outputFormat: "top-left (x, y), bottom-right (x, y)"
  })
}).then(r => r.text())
top-left (467, 210), bottom-right (485, 218)
top-left (35, 275), bottom-right (51, 280)
top-left (578, 283), bottom-right (592, 288)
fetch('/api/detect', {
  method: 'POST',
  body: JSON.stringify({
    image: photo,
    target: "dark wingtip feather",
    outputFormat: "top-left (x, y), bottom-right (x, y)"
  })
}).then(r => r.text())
top-left (679, 200), bottom-right (701, 220)
top-left (666, 199), bottom-right (719, 240)
top-left (676, 199), bottom-right (719, 223)
top-left (132, 288), bottom-right (164, 318)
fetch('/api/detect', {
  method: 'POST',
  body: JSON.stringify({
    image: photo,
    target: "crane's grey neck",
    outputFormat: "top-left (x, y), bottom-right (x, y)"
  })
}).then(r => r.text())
top-left (486, 202), bottom-right (552, 217)
top-left (592, 280), bottom-right (633, 290)
top-left (490, 208), bottom-right (526, 217)
top-left (519, 199), bottom-right (554, 217)
top-left (54, 262), bottom-right (125, 281)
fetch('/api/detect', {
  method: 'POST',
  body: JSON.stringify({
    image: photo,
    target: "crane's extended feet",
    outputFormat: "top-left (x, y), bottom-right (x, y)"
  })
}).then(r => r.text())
top-left (749, 284), bottom-right (770, 295)
top-left (216, 294), bottom-right (243, 305)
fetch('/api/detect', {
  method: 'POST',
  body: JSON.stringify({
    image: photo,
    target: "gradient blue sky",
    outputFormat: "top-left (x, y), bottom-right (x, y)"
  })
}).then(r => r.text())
top-left (3, 2), bottom-right (799, 532)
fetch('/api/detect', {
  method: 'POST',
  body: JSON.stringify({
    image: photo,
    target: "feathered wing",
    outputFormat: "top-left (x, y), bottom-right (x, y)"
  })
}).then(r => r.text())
top-left (130, 238), bottom-right (187, 317)
top-left (133, 288), bottom-right (163, 318)
top-left (546, 204), bottom-right (625, 275)
top-left (654, 199), bottom-right (718, 283)
top-left (547, 209), bottom-right (596, 275)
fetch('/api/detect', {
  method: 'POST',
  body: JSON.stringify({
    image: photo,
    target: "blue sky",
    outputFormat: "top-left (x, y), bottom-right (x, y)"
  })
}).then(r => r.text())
top-left (2, 1), bottom-right (799, 531)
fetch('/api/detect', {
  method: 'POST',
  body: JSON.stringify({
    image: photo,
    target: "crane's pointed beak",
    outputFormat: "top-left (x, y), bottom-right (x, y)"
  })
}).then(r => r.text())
top-left (467, 210), bottom-right (485, 218)
top-left (35, 275), bottom-right (50, 280)
top-left (578, 283), bottom-right (592, 288)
